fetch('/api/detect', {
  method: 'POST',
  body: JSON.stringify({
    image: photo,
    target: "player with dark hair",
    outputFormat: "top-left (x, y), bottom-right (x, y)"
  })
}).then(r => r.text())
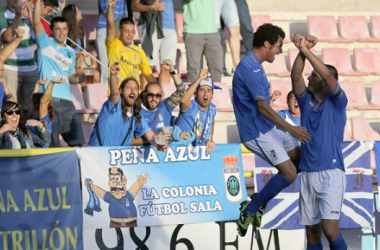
top-left (291, 34), bottom-right (347, 250)
top-left (233, 23), bottom-right (311, 236)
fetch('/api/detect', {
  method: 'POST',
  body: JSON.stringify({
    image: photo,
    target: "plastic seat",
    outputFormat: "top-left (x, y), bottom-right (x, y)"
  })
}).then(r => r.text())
top-left (161, 82), bottom-right (177, 99)
top-left (270, 80), bottom-right (292, 110)
top-left (343, 124), bottom-right (353, 141)
top-left (353, 48), bottom-right (380, 75)
top-left (242, 154), bottom-right (255, 173)
top-left (85, 83), bottom-right (109, 112)
top-left (321, 48), bottom-right (368, 76)
top-left (370, 16), bottom-right (380, 39)
top-left (175, 13), bottom-right (184, 43)
top-left (250, 14), bottom-right (290, 43)
top-left (250, 14), bottom-right (271, 31)
top-left (351, 116), bottom-right (380, 141)
top-left (307, 15), bottom-right (353, 42)
top-left (213, 82), bottom-right (233, 112)
top-left (288, 48), bottom-right (316, 75)
top-left (339, 81), bottom-right (373, 110)
top-left (262, 53), bottom-right (289, 76)
top-left (161, 82), bottom-right (190, 111)
top-left (175, 49), bottom-right (187, 78)
top-left (69, 84), bottom-right (93, 114)
top-left (339, 16), bottom-right (380, 42)
top-left (79, 14), bottom-right (98, 45)
top-left (370, 81), bottom-right (380, 108)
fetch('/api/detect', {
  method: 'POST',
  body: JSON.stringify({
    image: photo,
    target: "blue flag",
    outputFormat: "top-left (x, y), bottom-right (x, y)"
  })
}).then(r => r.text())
top-left (255, 141), bottom-right (373, 229)
top-left (0, 150), bottom-right (83, 249)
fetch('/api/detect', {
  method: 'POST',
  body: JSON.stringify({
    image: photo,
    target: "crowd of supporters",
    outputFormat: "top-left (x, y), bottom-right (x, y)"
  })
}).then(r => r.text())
top-left (1, 0), bottom-right (253, 150)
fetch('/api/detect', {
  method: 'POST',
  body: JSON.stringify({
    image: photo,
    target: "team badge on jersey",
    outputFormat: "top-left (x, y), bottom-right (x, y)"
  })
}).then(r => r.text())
top-left (270, 150), bottom-right (278, 160)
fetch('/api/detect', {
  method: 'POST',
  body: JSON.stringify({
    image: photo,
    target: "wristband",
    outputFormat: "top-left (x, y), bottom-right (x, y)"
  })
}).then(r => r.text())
top-left (170, 70), bottom-right (177, 75)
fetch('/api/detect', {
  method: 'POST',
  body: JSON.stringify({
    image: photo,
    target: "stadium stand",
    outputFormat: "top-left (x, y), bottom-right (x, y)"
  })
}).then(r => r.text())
top-left (262, 53), bottom-right (290, 76)
top-left (351, 116), bottom-right (380, 141)
top-left (269, 80), bottom-right (292, 110)
top-left (250, 14), bottom-right (271, 31)
top-left (370, 15), bottom-right (380, 39)
top-left (288, 48), bottom-right (316, 75)
top-left (370, 81), bottom-right (380, 108)
top-left (79, 14), bottom-right (97, 44)
top-left (243, 153), bottom-right (255, 188)
top-left (175, 48), bottom-right (187, 78)
top-left (321, 48), bottom-right (368, 76)
top-left (85, 83), bottom-right (109, 112)
top-left (213, 82), bottom-right (234, 112)
top-left (353, 48), bottom-right (380, 75)
top-left (307, 15), bottom-right (353, 42)
top-left (338, 16), bottom-right (380, 42)
top-left (70, 84), bottom-right (94, 114)
top-left (339, 81), bottom-right (374, 110)
top-left (343, 123), bottom-right (353, 141)
top-left (175, 13), bottom-right (184, 43)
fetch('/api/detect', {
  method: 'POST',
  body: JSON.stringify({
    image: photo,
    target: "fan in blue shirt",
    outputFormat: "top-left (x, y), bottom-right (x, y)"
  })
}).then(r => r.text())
top-left (89, 62), bottom-right (157, 147)
top-left (277, 91), bottom-right (301, 130)
top-left (291, 34), bottom-right (348, 250)
top-left (140, 59), bottom-right (186, 133)
top-left (176, 70), bottom-right (220, 152)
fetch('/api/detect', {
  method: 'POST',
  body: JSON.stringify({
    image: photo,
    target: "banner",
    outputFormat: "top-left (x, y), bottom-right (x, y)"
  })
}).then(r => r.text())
top-left (83, 223), bottom-right (306, 250)
top-left (255, 141), bottom-right (374, 229)
top-left (77, 144), bottom-right (247, 229)
top-left (0, 150), bottom-right (83, 250)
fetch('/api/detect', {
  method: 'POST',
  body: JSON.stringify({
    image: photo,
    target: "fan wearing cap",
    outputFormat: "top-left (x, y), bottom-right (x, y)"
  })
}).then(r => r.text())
top-left (176, 69), bottom-right (220, 153)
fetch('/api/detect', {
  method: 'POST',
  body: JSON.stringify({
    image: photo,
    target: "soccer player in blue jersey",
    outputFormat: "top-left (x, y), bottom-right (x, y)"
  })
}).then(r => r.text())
top-left (141, 59), bottom-right (186, 133)
top-left (291, 34), bottom-right (347, 250)
top-left (233, 23), bottom-right (311, 237)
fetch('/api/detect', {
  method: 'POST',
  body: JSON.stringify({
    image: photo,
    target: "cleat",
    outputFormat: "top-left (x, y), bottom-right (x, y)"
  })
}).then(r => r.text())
top-left (237, 200), bottom-right (254, 237)
top-left (252, 204), bottom-right (266, 227)
top-left (249, 193), bottom-right (267, 228)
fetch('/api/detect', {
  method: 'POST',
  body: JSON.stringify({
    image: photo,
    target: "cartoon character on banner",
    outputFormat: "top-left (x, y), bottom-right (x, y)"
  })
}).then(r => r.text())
top-left (85, 167), bottom-right (147, 227)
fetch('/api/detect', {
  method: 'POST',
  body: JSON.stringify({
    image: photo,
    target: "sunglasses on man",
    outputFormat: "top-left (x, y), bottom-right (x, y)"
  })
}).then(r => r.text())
top-left (146, 93), bottom-right (162, 99)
